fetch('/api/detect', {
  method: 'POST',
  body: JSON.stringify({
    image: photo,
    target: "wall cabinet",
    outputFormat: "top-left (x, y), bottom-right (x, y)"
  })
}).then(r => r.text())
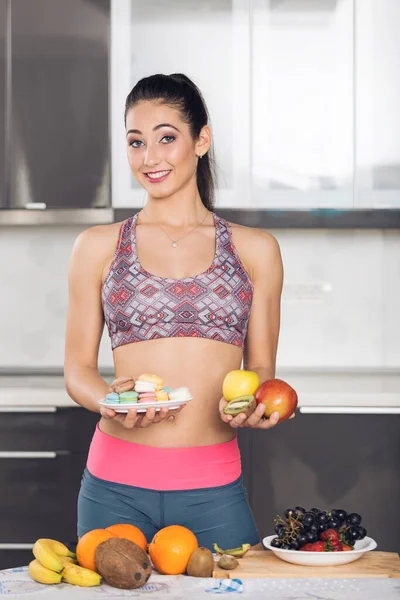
top-left (0, 0), bottom-right (110, 213)
top-left (111, 0), bottom-right (400, 210)
top-left (0, 407), bottom-right (99, 571)
top-left (0, 0), bottom-right (6, 208)
top-left (239, 413), bottom-right (400, 552)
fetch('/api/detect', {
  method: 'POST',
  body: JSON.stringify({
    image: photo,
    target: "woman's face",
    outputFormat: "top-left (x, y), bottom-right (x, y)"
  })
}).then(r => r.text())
top-left (125, 100), bottom-right (202, 199)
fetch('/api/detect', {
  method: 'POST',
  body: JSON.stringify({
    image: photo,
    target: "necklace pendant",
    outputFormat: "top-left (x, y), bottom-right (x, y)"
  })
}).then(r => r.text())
top-left (172, 242), bottom-right (177, 248)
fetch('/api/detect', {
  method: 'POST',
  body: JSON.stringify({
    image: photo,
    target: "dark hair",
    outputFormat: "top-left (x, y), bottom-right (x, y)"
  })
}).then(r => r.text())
top-left (124, 73), bottom-right (216, 211)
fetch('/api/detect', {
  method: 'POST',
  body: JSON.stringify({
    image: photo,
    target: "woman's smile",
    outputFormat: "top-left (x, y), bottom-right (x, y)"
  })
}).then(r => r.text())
top-left (144, 169), bottom-right (172, 183)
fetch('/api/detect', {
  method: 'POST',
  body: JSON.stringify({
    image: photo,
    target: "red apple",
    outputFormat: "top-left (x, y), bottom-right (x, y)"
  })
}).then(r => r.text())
top-left (255, 378), bottom-right (298, 421)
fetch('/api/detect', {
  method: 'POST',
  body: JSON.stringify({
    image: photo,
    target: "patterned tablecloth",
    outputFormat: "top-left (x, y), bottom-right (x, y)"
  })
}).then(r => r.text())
top-left (1, 567), bottom-right (399, 600)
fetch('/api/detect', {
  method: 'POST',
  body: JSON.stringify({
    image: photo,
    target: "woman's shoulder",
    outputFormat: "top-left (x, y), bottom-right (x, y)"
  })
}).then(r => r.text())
top-left (225, 219), bottom-right (280, 256)
top-left (75, 221), bottom-right (126, 250)
top-left (70, 221), bottom-right (127, 268)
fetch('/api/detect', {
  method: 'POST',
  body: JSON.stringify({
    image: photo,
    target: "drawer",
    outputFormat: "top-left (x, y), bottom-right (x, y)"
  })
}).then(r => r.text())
top-left (0, 549), bottom-right (36, 571)
top-left (0, 407), bottom-right (99, 452)
top-left (0, 453), bottom-right (87, 543)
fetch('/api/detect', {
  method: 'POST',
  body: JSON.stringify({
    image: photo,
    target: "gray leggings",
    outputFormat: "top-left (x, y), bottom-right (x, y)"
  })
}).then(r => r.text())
top-left (77, 468), bottom-right (260, 551)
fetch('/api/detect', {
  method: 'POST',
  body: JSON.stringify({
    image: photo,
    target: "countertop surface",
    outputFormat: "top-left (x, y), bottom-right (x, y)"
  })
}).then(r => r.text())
top-left (1, 567), bottom-right (400, 600)
top-left (0, 369), bottom-right (399, 412)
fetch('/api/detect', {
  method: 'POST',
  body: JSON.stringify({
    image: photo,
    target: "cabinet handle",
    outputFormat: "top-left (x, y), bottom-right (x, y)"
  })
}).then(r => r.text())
top-left (0, 451), bottom-right (60, 459)
top-left (0, 406), bottom-right (57, 413)
top-left (0, 543), bottom-right (35, 550)
top-left (300, 407), bottom-right (400, 415)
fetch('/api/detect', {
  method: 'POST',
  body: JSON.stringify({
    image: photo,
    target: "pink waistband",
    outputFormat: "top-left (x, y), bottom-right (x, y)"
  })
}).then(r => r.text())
top-left (87, 424), bottom-right (242, 491)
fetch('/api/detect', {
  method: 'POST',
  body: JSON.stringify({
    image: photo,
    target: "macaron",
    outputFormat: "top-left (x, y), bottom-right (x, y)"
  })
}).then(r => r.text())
top-left (156, 390), bottom-right (169, 402)
top-left (135, 383), bottom-right (157, 394)
top-left (137, 373), bottom-right (164, 387)
top-left (119, 391), bottom-right (139, 404)
top-left (138, 392), bottom-right (157, 402)
top-left (162, 386), bottom-right (173, 394)
top-left (169, 387), bottom-right (191, 402)
top-left (106, 392), bottom-right (120, 404)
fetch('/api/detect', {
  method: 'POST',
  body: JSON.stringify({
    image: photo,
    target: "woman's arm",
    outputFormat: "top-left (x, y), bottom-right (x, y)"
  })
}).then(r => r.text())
top-left (220, 229), bottom-right (284, 429)
top-left (64, 227), bottom-right (111, 412)
top-left (243, 229), bottom-right (283, 380)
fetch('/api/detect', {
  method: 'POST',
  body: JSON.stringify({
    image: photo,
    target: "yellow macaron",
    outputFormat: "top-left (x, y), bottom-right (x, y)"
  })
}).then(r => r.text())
top-left (156, 390), bottom-right (169, 402)
top-left (137, 373), bottom-right (164, 387)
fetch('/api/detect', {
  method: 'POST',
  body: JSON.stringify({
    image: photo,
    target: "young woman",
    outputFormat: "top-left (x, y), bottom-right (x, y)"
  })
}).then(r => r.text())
top-left (64, 73), bottom-right (286, 550)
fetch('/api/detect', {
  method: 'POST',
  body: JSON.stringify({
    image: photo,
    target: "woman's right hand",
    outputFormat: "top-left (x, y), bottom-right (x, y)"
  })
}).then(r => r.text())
top-left (100, 404), bottom-right (184, 428)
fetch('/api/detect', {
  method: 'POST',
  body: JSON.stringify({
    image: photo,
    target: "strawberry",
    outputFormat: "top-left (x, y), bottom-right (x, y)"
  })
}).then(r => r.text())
top-left (300, 544), bottom-right (314, 551)
top-left (341, 544), bottom-right (352, 551)
top-left (329, 542), bottom-right (343, 552)
top-left (320, 528), bottom-right (340, 543)
top-left (310, 541), bottom-right (325, 552)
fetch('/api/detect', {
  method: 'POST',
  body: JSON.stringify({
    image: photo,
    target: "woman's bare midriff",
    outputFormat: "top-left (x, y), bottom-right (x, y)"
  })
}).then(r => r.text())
top-left (100, 336), bottom-right (243, 448)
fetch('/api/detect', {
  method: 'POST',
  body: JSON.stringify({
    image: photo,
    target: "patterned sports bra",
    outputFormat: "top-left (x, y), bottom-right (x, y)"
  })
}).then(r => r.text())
top-left (101, 212), bottom-right (254, 350)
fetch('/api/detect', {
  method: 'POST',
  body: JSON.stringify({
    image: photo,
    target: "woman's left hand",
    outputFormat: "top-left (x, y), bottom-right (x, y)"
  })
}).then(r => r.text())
top-left (219, 397), bottom-right (282, 430)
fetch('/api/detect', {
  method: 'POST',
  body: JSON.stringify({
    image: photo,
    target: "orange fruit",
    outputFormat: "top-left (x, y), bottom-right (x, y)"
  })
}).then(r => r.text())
top-left (222, 370), bottom-right (260, 401)
top-left (76, 529), bottom-right (116, 572)
top-left (148, 525), bottom-right (198, 575)
top-left (106, 523), bottom-right (147, 552)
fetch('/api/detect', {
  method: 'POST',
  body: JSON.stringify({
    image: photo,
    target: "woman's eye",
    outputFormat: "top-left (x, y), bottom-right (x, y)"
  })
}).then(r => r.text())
top-left (161, 135), bottom-right (175, 144)
top-left (129, 140), bottom-right (143, 148)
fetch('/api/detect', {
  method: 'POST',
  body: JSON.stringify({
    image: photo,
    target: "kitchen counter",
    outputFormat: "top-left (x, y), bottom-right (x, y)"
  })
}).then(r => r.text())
top-left (1, 567), bottom-right (400, 599)
top-left (0, 369), bottom-right (399, 412)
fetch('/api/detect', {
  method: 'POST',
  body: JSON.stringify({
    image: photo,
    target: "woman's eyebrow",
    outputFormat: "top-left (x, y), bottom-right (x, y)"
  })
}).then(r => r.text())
top-left (126, 123), bottom-right (180, 136)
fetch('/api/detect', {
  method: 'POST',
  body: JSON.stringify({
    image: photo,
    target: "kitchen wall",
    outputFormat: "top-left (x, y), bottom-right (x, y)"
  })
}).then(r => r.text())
top-left (1, 225), bottom-right (398, 370)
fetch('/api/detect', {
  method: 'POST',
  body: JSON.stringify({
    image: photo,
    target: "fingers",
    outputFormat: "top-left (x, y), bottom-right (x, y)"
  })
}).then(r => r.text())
top-left (254, 411), bottom-right (280, 429)
top-left (225, 408), bottom-right (280, 430)
top-left (152, 407), bottom-right (169, 423)
top-left (109, 376), bottom-right (135, 394)
top-left (121, 408), bottom-right (141, 429)
top-left (100, 406), bottom-right (116, 419)
top-left (136, 407), bottom-right (158, 428)
top-left (219, 397), bottom-right (232, 424)
top-left (243, 403), bottom-right (268, 427)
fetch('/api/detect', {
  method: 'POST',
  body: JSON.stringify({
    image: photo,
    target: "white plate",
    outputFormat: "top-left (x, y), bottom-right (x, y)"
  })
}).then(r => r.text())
top-left (262, 535), bottom-right (377, 567)
top-left (98, 396), bottom-right (193, 413)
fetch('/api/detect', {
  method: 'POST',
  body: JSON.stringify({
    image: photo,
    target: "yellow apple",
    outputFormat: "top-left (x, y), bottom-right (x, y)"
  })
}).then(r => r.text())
top-left (222, 370), bottom-right (260, 402)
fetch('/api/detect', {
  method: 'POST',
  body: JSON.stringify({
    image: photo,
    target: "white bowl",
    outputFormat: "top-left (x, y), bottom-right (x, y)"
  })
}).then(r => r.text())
top-left (262, 535), bottom-right (377, 567)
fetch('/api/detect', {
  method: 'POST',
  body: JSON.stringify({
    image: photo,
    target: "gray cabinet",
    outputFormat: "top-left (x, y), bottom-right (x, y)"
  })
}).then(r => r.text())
top-left (0, 407), bottom-right (99, 570)
top-left (5, 0), bottom-right (110, 211)
top-left (239, 414), bottom-right (400, 552)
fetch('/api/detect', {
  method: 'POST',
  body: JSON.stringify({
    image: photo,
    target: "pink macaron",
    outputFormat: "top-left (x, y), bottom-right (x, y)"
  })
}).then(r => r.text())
top-left (138, 392), bottom-right (157, 402)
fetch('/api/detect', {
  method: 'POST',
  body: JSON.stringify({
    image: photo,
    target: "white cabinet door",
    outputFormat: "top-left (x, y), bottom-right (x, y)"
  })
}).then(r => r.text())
top-left (355, 0), bottom-right (400, 208)
top-left (251, 0), bottom-right (354, 209)
top-left (111, 0), bottom-right (251, 209)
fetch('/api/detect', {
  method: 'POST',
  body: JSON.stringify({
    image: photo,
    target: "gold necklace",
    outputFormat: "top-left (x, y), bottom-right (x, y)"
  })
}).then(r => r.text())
top-left (141, 208), bottom-right (210, 248)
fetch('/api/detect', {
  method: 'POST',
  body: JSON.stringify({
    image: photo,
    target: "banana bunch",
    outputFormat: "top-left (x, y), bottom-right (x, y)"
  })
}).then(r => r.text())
top-left (28, 538), bottom-right (101, 587)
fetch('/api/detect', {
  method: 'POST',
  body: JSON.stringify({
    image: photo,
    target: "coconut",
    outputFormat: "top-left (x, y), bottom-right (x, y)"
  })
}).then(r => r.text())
top-left (186, 547), bottom-right (214, 577)
top-left (95, 537), bottom-right (152, 589)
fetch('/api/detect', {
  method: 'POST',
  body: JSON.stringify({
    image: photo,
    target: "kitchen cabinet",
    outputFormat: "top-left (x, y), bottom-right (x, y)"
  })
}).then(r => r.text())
top-left (239, 414), bottom-right (400, 553)
top-left (0, 407), bottom-right (99, 571)
top-left (0, 0), bottom-right (6, 209)
top-left (111, 0), bottom-right (250, 209)
top-left (355, 0), bottom-right (400, 208)
top-left (250, 0), bottom-right (354, 210)
top-left (6, 0), bottom-right (110, 211)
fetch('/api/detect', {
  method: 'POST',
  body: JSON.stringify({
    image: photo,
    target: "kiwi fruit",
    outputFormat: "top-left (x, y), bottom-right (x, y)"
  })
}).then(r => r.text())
top-left (218, 554), bottom-right (239, 570)
top-left (186, 547), bottom-right (214, 577)
top-left (95, 538), bottom-right (152, 589)
top-left (223, 396), bottom-right (256, 417)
